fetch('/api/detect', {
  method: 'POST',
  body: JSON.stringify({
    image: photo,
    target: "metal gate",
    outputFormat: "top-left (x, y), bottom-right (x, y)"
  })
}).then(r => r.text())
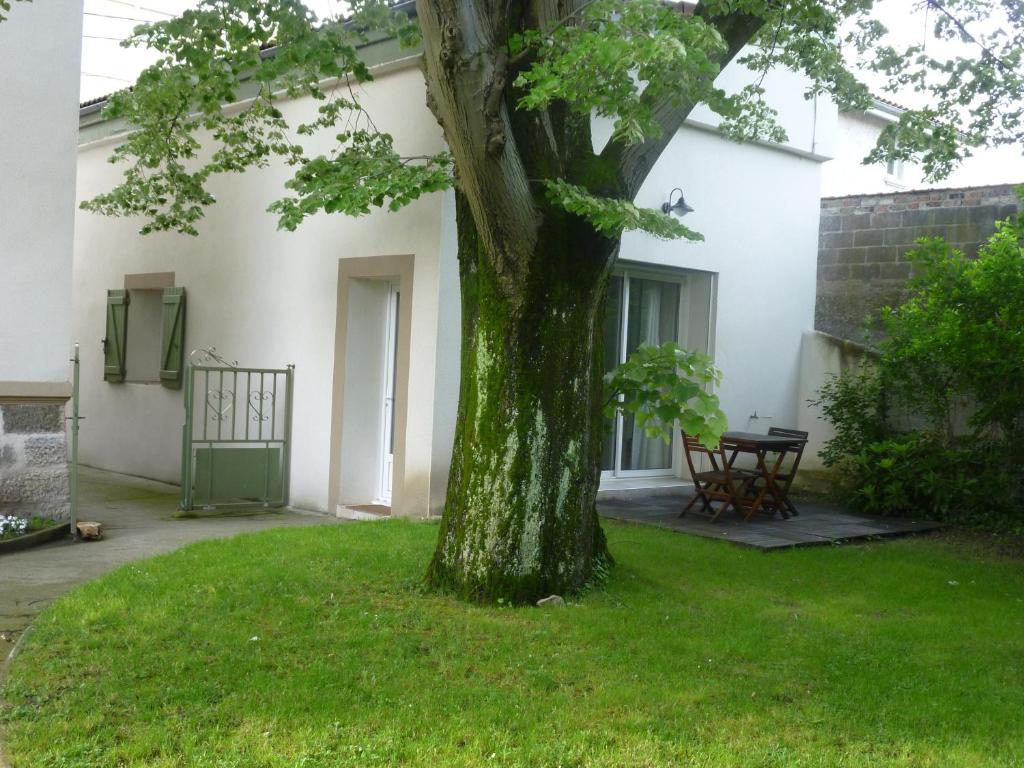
top-left (180, 348), bottom-right (294, 511)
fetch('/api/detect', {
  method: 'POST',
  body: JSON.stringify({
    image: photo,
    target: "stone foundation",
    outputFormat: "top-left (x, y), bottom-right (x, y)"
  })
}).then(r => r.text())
top-left (0, 402), bottom-right (70, 520)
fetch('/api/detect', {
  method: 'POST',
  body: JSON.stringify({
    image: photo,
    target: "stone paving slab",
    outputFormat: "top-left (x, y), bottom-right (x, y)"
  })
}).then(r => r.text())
top-left (598, 490), bottom-right (943, 550)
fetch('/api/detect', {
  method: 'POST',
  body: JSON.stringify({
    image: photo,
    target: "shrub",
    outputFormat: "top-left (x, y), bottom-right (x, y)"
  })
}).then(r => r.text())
top-left (814, 366), bottom-right (887, 469)
top-left (845, 434), bottom-right (1023, 531)
top-left (879, 205), bottom-right (1024, 449)
top-left (0, 515), bottom-right (28, 540)
top-left (816, 190), bottom-right (1024, 532)
top-left (846, 434), bottom-right (968, 519)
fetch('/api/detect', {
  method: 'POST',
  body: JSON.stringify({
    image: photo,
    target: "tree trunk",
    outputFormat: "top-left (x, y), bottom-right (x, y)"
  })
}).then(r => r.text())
top-left (426, 192), bottom-right (617, 602)
top-left (416, 0), bottom-right (627, 604)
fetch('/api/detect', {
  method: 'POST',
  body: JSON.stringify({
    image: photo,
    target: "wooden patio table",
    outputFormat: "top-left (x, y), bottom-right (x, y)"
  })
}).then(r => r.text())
top-left (720, 431), bottom-right (808, 520)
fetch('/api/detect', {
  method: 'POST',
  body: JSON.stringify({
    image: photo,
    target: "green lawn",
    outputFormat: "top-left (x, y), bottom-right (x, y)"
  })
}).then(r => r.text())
top-left (2, 521), bottom-right (1022, 767)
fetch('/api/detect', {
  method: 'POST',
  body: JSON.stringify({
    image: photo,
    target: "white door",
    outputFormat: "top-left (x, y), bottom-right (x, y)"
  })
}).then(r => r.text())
top-left (376, 283), bottom-right (400, 505)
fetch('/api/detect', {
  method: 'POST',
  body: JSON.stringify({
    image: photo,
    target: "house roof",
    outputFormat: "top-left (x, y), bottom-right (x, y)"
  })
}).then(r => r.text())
top-left (869, 94), bottom-right (911, 118)
top-left (871, 94), bottom-right (911, 114)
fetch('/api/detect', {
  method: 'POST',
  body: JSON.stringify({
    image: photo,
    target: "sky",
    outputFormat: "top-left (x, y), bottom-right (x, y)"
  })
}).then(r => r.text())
top-left (78, 0), bottom-right (1024, 187)
top-left (81, 0), bottom-right (342, 99)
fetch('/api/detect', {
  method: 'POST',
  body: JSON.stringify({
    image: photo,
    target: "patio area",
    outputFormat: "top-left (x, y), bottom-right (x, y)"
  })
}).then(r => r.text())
top-left (597, 489), bottom-right (944, 550)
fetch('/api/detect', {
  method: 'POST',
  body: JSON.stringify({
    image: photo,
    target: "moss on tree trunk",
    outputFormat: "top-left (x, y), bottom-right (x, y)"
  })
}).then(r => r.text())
top-left (426, 192), bottom-right (616, 603)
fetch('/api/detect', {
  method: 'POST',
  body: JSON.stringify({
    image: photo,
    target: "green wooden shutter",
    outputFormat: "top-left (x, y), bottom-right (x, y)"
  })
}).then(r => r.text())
top-left (160, 287), bottom-right (186, 389)
top-left (103, 289), bottom-right (129, 383)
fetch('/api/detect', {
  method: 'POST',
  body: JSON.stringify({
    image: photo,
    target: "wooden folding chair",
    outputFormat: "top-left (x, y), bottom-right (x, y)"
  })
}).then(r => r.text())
top-left (681, 434), bottom-right (760, 522)
top-left (765, 427), bottom-right (808, 516)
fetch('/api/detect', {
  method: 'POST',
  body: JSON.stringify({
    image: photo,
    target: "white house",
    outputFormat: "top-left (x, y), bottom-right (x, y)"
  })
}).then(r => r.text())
top-left (71, 36), bottom-right (837, 517)
top-left (0, 1), bottom-right (83, 521)
top-left (823, 96), bottom-right (1024, 196)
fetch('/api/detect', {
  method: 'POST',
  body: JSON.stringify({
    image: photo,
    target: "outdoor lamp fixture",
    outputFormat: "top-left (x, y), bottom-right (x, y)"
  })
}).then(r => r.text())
top-left (662, 187), bottom-right (694, 217)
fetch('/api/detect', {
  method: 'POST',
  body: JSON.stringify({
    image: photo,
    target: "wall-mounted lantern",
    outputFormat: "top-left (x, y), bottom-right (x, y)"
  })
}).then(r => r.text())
top-left (661, 188), bottom-right (694, 217)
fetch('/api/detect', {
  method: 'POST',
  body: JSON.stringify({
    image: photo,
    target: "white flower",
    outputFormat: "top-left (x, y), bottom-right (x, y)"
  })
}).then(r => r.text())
top-left (0, 516), bottom-right (28, 537)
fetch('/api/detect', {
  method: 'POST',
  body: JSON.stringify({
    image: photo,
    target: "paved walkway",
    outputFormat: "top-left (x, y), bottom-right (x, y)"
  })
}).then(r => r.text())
top-left (0, 467), bottom-right (344, 665)
top-left (598, 490), bottom-right (943, 549)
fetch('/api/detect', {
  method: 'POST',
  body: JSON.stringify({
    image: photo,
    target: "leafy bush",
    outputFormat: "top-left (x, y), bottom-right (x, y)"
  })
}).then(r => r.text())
top-left (879, 215), bottom-right (1024, 445)
top-left (816, 190), bottom-right (1024, 531)
top-left (846, 434), bottom-right (969, 519)
top-left (605, 341), bottom-right (728, 448)
top-left (845, 434), bottom-right (1023, 531)
top-left (0, 515), bottom-right (57, 541)
top-left (814, 366), bottom-right (888, 468)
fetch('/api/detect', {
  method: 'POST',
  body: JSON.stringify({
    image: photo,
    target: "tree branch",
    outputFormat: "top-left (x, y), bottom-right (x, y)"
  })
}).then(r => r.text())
top-left (508, 0), bottom-right (601, 66)
top-left (417, 0), bottom-right (547, 288)
top-left (926, 0), bottom-right (1016, 75)
top-left (601, 9), bottom-right (765, 199)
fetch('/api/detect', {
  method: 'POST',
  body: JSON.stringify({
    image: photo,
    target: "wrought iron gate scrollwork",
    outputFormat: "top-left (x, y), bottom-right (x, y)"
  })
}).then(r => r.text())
top-left (180, 347), bottom-right (294, 511)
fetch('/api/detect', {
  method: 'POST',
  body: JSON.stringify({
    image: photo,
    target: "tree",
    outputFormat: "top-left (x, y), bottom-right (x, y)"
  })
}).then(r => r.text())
top-left (83, 0), bottom-right (1024, 602)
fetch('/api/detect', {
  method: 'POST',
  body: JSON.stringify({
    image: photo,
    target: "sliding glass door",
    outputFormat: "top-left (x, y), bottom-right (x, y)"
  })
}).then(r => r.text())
top-left (602, 268), bottom-right (714, 479)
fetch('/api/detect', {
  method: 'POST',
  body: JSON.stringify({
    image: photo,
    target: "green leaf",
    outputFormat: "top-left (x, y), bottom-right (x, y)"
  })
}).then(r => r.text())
top-left (606, 341), bottom-right (727, 449)
top-left (542, 179), bottom-right (703, 241)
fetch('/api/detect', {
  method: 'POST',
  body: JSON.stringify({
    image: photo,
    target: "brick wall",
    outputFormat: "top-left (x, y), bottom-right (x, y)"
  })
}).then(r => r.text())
top-left (816, 183), bottom-right (1022, 341)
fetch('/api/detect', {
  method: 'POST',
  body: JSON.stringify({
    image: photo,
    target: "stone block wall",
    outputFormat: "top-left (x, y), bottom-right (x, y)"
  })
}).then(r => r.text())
top-left (816, 183), bottom-right (1022, 341)
top-left (0, 403), bottom-right (70, 520)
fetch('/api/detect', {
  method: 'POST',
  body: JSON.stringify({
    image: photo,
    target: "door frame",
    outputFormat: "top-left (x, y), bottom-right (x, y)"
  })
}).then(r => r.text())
top-left (602, 263), bottom-right (716, 481)
top-left (328, 255), bottom-right (415, 515)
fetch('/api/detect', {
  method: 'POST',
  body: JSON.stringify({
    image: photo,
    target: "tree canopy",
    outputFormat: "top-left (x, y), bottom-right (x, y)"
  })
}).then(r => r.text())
top-left (82, 1), bottom-right (1024, 238)
top-left (76, 0), bottom-right (1024, 602)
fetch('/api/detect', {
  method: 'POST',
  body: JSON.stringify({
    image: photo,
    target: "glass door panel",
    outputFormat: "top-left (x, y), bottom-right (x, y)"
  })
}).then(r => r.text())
top-left (602, 272), bottom-right (682, 477)
top-left (621, 278), bottom-right (679, 471)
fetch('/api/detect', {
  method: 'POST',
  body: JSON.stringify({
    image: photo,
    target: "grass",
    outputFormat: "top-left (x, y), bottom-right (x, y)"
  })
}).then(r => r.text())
top-left (2, 521), bottom-right (1023, 767)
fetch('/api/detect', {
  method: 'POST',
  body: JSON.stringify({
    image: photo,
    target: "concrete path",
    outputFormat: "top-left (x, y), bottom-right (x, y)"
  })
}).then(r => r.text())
top-left (0, 466), bottom-right (344, 665)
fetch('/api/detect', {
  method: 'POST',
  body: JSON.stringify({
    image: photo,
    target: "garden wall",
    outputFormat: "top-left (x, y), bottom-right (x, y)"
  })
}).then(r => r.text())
top-left (816, 183), bottom-right (1022, 341)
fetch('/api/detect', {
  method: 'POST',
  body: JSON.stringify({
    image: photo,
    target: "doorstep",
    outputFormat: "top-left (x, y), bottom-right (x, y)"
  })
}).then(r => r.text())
top-left (336, 504), bottom-right (392, 521)
top-left (597, 477), bottom-right (692, 501)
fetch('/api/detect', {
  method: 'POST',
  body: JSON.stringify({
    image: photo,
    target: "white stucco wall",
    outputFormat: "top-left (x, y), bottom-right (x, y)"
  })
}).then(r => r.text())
top-left (821, 108), bottom-right (1024, 196)
top-left (427, 189), bottom-right (462, 513)
top-left (820, 110), bottom-right (925, 197)
top-left (687, 56), bottom-right (837, 162)
top-left (623, 126), bottom-right (823, 438)
top-left (73, 49), bottom-right (832, 513)
top-left (73, 65), bottom-right (447, 513)
top-left (589, 54), bottom-right (832, 446)
top-left (0, 1), bottom-right (82, 384)
top-left (796, 330), bottom-right (874, 469)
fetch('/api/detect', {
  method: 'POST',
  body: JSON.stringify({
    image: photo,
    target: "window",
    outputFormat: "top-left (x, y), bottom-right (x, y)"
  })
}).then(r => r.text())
top-left (125, 289), bottom-right (164, 382)
top-left (885, 157), bottom-right (905, 187)
top-left (103, 277), bottom-right (186, 388)
top-left (601, 266), bottom-right (715, 478)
